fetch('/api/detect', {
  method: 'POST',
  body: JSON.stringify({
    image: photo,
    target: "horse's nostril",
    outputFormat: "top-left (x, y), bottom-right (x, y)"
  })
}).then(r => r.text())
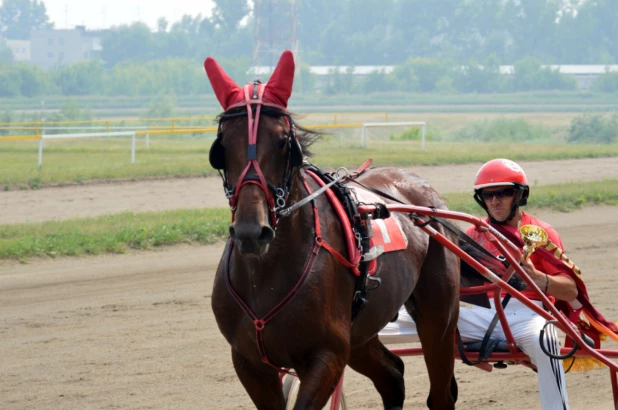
top-left (229, 225), bottom-right (236, 239)
top-left (258, 226), bottom-right (275, 244)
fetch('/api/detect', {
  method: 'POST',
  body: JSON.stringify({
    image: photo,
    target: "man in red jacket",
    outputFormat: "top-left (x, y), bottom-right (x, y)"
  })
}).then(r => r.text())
top-left (381, 158), bottom-right (576, 409)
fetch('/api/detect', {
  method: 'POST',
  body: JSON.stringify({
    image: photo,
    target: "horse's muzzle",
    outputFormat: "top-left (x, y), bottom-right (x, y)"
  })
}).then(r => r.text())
top-left (229, 223), bottom-right (275, 256)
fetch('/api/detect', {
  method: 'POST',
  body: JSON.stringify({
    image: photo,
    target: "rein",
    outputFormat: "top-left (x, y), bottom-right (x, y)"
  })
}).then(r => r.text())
top-left (278, 167), bottom-right (348, 217)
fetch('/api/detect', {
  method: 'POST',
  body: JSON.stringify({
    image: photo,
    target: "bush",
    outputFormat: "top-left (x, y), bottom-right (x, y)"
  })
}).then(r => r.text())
top-left (389, 127), bottom-right (434, 141)
top-left (449, 117), bottom-right (554, 142)
top-left (324, 66), bottom-right (356, 95)
top-left (452, 55), bottom-right (509, 93)
top-left (591, 71), bottom-right (618, 93)
top-left (567, 114), bottom-right (618, 144)
top-left (387, 57), bottom-right (454, 92)
top-left (144, 93), bottom-right (176, 118)
top-left (511, 56), bottom-right (577, 91)
top-left (51, 61), bottom-right (105, 96)
top-left (45, 99), bottom-right (93, 132)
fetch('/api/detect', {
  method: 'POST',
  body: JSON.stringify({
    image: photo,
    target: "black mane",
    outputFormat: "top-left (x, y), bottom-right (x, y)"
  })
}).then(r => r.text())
top-left (216, 106), bottom-right (321, 159)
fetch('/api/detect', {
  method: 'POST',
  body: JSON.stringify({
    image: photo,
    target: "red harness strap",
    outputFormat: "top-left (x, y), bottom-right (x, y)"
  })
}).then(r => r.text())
top-left (227, 84), bottom-right (285, 227)
top-left (224, 171), bottom-right (362, 372)
top-left (306, 170), bottom-right (362, 275)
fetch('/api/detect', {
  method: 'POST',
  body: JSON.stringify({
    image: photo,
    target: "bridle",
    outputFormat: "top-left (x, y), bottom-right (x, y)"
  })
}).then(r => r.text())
top-left (212, 80), bottom-right (302, 228)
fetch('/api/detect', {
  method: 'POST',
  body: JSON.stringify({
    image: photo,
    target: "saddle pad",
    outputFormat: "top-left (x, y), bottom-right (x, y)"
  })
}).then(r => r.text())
top-left (349, 186), bottom-right (408, 253)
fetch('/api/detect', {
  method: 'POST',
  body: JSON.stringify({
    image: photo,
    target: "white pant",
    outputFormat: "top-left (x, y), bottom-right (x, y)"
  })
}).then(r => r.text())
top-left (379, 300), bottom-right (569, 410)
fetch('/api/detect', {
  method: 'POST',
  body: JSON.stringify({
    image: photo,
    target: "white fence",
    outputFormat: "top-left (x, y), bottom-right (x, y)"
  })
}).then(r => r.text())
top-left (23, 120), bottom-right (427, 168)
top-left (38, 131), bottom-right (138, 168)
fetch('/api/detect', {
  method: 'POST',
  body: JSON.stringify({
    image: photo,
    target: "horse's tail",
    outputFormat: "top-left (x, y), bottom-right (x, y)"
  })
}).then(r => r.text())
top-left (458, 241), bottom-right (526, 291)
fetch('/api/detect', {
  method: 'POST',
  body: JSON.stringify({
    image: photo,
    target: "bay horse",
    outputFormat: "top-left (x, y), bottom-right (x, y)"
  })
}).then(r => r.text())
top-left (207, 51), bottom-right (460, 409)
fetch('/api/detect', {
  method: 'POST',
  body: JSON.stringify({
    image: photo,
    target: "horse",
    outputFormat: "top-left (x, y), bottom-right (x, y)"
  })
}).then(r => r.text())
top-left (207, 51), bottom-right (461, 410)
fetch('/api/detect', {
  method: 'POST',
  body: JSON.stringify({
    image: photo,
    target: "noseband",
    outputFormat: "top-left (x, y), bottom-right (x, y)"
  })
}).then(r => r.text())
top-left (211, 81), bottom-right (302, 228)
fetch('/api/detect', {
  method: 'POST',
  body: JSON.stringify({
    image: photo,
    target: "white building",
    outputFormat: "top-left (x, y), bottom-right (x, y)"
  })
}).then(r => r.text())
top-left (6, 39), bottom-right (30, 62)
top-left (30, 26), bottom-right (103, 69)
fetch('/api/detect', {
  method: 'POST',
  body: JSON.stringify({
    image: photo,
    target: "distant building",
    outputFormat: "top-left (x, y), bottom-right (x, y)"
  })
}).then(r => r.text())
top-left (30, 26), bottom-right (103, 69)
top-left (6, 39), bottom-right (30, 62)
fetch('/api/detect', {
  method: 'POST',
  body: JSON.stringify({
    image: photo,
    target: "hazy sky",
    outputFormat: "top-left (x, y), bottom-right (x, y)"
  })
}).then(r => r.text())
top-left (43, 0), bottom-right (216, 30)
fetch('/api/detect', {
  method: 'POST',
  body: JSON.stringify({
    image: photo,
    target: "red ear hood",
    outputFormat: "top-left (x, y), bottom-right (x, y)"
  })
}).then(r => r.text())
top-left (262, 50), bottom-right (295, 108)
top-left (204, 50), bottom-right (295, 110)
top-left (204, 57), bottom-right (244, 110)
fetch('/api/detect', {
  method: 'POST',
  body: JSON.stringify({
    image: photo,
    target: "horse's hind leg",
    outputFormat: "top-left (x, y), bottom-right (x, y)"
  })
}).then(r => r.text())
top-left (412, 237), bottom-right (459, 410)
top-left (348, 336), bottom-right (405, 410)
top-left (232, 348), bottom-right (286, 410)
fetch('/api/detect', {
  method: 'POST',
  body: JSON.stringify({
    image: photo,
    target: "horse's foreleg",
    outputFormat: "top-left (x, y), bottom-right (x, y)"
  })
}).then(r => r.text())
top-left (232, 348), bottom-right (286, 410)
top-left (292, 351), bottom-right (348, 410)
top-left (348, 336), bottom-right (405, 410)
top-left (413, 238), bottom-right (459, 410)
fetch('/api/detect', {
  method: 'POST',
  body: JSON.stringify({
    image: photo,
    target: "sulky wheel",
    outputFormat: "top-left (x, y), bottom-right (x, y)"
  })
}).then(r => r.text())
top-left (282, 374), bottom-right (347, 410)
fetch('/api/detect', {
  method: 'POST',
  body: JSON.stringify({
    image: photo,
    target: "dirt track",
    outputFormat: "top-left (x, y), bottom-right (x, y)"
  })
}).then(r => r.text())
top-left (1, 159), bottom-right (618, 409)
top-left (2, 157), bottom-right (617, 225)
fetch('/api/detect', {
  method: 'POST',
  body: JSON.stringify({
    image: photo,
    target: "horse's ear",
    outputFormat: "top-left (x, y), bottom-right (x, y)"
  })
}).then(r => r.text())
top-left (204, 57), bottom-right (243, 110)
top-left (264, 50), bottom-right (295, 108)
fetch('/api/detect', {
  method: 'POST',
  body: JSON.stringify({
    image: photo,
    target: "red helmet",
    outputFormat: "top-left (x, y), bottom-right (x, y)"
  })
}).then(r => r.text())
top-left (474, 159), bottom-right (528, 190)
top-left (473, 159), bottom-right (530, 223)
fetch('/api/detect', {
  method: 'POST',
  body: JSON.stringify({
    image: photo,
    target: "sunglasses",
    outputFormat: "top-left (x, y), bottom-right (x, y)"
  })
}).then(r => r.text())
top-left (480, 187), bottom-right (516, 201)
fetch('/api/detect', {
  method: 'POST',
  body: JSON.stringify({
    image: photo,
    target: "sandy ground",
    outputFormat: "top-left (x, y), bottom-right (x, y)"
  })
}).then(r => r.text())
top-left (1, 159), bottom-right (618, 409)
top-left (1, 157), bottom-right (617, 225)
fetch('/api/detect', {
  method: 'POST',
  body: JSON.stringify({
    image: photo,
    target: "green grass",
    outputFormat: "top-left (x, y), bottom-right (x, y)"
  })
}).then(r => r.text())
top-left (313, 140), bottom-right (618, 167)
top-left (1, 180), bottom-right (616, 261)
top-left (3, 137), bottom-right (618, 189)
top-left (0, 208), bottom-right (229, 261)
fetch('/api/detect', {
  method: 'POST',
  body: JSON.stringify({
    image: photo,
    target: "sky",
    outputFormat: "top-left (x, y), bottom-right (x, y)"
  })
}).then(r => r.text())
top-left (43, 0), bottom-right (216, 31)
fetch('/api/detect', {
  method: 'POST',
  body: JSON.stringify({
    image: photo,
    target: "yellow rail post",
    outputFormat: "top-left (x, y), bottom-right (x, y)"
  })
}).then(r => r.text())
top-left (385, 112), bottom-right (389, 122)
top-left (172, 119), bottom-right (175, 132)
top-left (334, 114), bottom-right (337, 125)
top-left (106, 120), bottom-right (109, 133)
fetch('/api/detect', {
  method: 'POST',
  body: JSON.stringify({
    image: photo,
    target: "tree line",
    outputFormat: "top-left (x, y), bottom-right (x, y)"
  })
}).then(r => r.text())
top-left (1, 0), bottom-right (617, 66)
top-left (2, 55), bottom-right (618, 98)
top-left (1, 0), bottom-right (618, 98)
top-left (88, 0), bottom-right (618, 67)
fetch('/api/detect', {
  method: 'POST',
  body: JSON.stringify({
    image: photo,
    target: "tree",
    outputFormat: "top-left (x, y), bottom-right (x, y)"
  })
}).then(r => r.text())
top-left (17, 62), bottom-right (47, 96)
top-left (51, 61), bottom-right (105, 95)
top-left (0, 38), bottom-right (14, 63)
top-left (0, 0), bottom-right (52, 40)
top-left (212, 0), bottom-right (249, 34)
top-left (101, 23), bottom-right (157, 66)
top-left (157, 17), bottom-right (168, 33)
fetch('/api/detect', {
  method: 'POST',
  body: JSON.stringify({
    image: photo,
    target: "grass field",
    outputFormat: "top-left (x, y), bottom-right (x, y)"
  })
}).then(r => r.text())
top-left (2, 133), bottom-right (618, 190)
top-left (1, 180), bottom-right (616, 261)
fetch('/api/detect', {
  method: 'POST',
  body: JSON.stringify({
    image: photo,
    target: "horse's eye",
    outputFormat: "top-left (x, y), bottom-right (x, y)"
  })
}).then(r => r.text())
top-left (277, 138), bottom-right (288, 150)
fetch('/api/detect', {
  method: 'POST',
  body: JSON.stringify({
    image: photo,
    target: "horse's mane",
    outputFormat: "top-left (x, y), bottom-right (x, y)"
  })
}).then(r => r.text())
top-left (216, 106), bottom-right (322, 159)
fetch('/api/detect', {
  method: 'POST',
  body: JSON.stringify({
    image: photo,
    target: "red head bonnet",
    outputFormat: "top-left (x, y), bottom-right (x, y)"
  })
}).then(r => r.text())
top-left (203, 51), bottom-right (299, 229)
top-left (204, 50), bottom-right (295, 111)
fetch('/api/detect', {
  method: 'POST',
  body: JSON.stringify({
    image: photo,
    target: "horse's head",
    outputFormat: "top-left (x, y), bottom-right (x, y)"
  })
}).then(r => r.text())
top-left (205, 51), bottom-right (305, 257)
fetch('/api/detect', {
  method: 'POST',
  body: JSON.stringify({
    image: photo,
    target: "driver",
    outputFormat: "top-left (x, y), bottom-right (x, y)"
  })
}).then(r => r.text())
top-left (380, 159), bottom-right (575, 409)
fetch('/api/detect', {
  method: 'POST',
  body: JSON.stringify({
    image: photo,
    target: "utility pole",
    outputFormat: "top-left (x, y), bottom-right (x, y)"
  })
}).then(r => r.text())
top-left (253, 0), bottom-right (297, 76)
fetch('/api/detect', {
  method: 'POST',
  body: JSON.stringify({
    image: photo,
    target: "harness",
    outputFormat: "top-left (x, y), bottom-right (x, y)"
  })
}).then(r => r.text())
top-left (212, 77), bottom-right (390, 370)
top-left (210, 80), bottom-right (302, 228)
top-left (223, 168), bottom-right (376, 372)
